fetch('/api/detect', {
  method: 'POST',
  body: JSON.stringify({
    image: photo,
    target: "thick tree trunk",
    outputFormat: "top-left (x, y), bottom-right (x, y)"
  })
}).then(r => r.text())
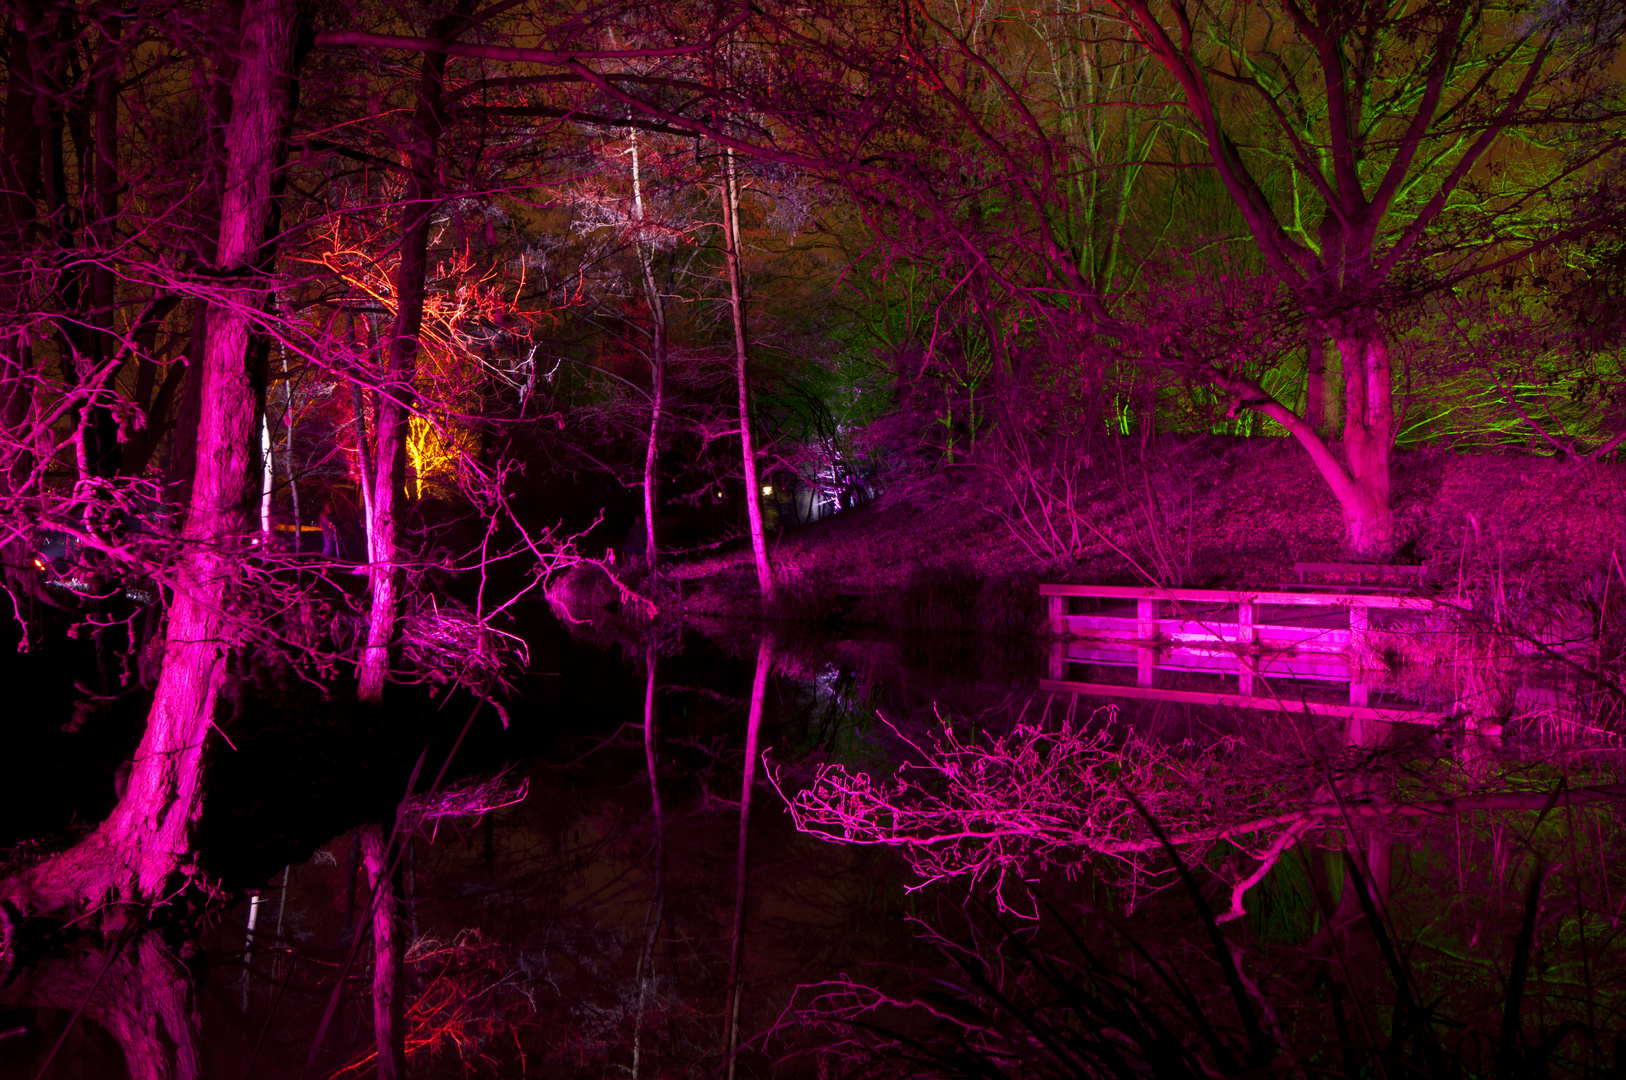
top-left (1243, 322), bottom-right (1395, 558)
top-left (1245, 395), bottom-right (1394, 562)
top-left (165, 11), bottom-right (239, 511)
top-left (720, 151), bottom-right (773, 598)
top-left (5, 0), bottom-right (294, 915)
top-left (1334, 330), bottom-right (1395, 558)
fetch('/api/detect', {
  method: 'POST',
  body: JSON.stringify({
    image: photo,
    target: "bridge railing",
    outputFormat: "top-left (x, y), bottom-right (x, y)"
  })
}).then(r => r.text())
top-left (1039, 583), bottom-right (1444, 730)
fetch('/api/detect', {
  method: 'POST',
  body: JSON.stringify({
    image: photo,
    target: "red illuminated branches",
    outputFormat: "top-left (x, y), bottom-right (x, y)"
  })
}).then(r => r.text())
top-left (334, 929), bottom-right (539, 1079)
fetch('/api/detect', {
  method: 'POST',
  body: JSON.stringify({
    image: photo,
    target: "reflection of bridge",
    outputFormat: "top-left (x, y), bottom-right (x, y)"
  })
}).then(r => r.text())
top-left (1039, 584), bottom-right (1445, 732)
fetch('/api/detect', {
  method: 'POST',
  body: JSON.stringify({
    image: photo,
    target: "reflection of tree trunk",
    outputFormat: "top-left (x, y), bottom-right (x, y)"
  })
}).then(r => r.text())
top-left (720, 150), bottom-right (773, 599)
top-left (1310, 706), bottom-right (1396, 990)
top-left (631, 641), bottom-right (665, 1080)
top-left (1346, 707), bottom-right (1394, 918)
top-left (722, 636), bottom-right (773, 1079)
top-left (5, 0), bottom-right (295, 913)
top-left (361, 822), bottom-right (407, 1080)
top-left (0, 933), bottom-right (201, 1080)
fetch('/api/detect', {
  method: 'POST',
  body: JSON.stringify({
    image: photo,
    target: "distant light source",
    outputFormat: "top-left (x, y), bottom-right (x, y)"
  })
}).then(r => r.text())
top-left (760, 485), bottom-right (773, 496)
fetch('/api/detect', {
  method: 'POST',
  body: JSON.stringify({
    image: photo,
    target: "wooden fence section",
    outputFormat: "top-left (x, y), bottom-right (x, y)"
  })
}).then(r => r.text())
top-left (1040, 583), bottom-right (1443, 720)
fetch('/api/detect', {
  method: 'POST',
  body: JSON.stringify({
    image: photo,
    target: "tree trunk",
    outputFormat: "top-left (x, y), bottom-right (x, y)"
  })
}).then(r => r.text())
top-left (1244, 322), bottom-right (1395, 559)
top-left (1304, 339), bottom-right (1326, 433)
top-left (357, 18), bottom-right (457, 702)
top-left (720, 150), bottom-right (773, 598)
top-left (165, 11), bottom-right (239, 510)
top-left (83, 33), bottom-right (121, 479)
top-left (5, 0), bottom-right (295, 915)
top-left (351, 23), bottom-right (468, 1079)
top-left (350, 358), bottom-right (375, 558)
top-left (0, 6), bottom-right (43, 600)
top-left (631, 133), bottom-right (665, 575)
top-left (642, 346), bottom-right (664, 572)
top-left (1335, 330), bottom-right (1395, 558)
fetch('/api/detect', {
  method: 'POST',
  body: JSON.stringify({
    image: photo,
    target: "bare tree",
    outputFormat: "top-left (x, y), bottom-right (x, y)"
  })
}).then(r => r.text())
top-left (1089, 0), bottom-right (1625, 554)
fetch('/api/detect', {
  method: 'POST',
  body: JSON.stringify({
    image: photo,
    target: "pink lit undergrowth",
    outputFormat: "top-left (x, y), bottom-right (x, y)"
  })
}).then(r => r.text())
top-left (772, 705), bottom-right (1443, 920)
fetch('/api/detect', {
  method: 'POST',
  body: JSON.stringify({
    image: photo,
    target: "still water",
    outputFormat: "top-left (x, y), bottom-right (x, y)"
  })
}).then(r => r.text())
top-left (4, 615), bottom-right (1625, 1078)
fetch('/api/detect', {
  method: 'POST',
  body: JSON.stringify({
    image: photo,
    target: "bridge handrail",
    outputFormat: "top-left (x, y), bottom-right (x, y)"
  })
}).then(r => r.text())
top-left (1039, 583), bottom-right (1437, 611)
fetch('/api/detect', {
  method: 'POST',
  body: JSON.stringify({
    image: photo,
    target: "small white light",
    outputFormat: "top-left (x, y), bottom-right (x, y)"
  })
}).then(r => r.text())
top-left (760, 485), bottom-right (773, 496)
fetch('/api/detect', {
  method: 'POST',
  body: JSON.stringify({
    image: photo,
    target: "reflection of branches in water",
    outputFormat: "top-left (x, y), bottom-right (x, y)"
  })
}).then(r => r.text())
top-left (334, 929), bottom-right (537, 1078)
top-left (787, 872), bottom-right (1617, 1080)
top-left (400, 770), bottom-right (531, 842)
top-left (775, 704), bottom-right (1626, 919)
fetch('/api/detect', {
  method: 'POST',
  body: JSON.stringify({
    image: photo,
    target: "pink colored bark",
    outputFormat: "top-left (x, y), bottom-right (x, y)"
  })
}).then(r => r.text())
top-left (6, 0), bottom-right (294, 915)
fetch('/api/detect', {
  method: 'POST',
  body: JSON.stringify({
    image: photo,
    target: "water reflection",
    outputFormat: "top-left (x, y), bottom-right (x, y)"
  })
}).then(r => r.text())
top-left (5, 626), bottom-right (1625, 1078)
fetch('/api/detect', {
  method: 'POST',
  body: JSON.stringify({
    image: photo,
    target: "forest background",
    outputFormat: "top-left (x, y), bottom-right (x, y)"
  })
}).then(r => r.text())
top-left (0, 3), bottom-right (1623, 1078)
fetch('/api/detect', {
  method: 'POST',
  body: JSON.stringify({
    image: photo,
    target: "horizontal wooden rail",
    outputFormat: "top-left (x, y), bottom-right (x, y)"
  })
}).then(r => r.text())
top-left (1039, 583), bottom-right (1437, 611)
top-left (1038, 678), bottom-right (1444, 724)
top-left (1295, 561), bottom-right (1426, 581)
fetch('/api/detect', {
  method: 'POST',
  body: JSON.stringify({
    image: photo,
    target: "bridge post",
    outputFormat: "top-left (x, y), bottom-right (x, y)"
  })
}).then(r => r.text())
top-left (1348, 604), bottom-right (1370, 708)
top-left (1236, 600), bottom-right (1255, 696)
top-left (1136, 598), bottom-right (1160, 688)
top-left (1048, 640), bottom-right (1067, 681)
top-left (1048, 593), bottom-right (1068, 636)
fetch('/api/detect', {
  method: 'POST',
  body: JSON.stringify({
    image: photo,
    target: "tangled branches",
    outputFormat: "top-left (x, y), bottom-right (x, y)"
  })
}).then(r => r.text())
top-left (399, 770), bottom-right (531, 841)
top-left (335, 929), bottom-right (537, 1077)
top-left (773, 706), bottom-right (1617, 919)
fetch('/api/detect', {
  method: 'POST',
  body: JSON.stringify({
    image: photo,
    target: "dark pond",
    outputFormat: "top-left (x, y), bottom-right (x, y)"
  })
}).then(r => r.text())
top-left (4, 612), bottom-right (1626, 1079)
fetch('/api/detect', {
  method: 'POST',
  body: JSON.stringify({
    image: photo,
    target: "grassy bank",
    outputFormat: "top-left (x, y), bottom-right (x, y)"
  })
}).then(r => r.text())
top-left (659, 437), bottom-right (1626, 634)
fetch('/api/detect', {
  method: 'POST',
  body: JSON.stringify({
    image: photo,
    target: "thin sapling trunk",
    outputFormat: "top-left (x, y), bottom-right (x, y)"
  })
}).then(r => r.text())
top-left (631, 132), bottom-right (666, 574)
top-left (720, 149), bottom-right (773, 598)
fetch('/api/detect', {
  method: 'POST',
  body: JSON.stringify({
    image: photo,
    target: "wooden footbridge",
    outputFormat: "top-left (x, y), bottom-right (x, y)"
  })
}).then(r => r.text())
top-left (1040, 580), bottom-right (1446, 731)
